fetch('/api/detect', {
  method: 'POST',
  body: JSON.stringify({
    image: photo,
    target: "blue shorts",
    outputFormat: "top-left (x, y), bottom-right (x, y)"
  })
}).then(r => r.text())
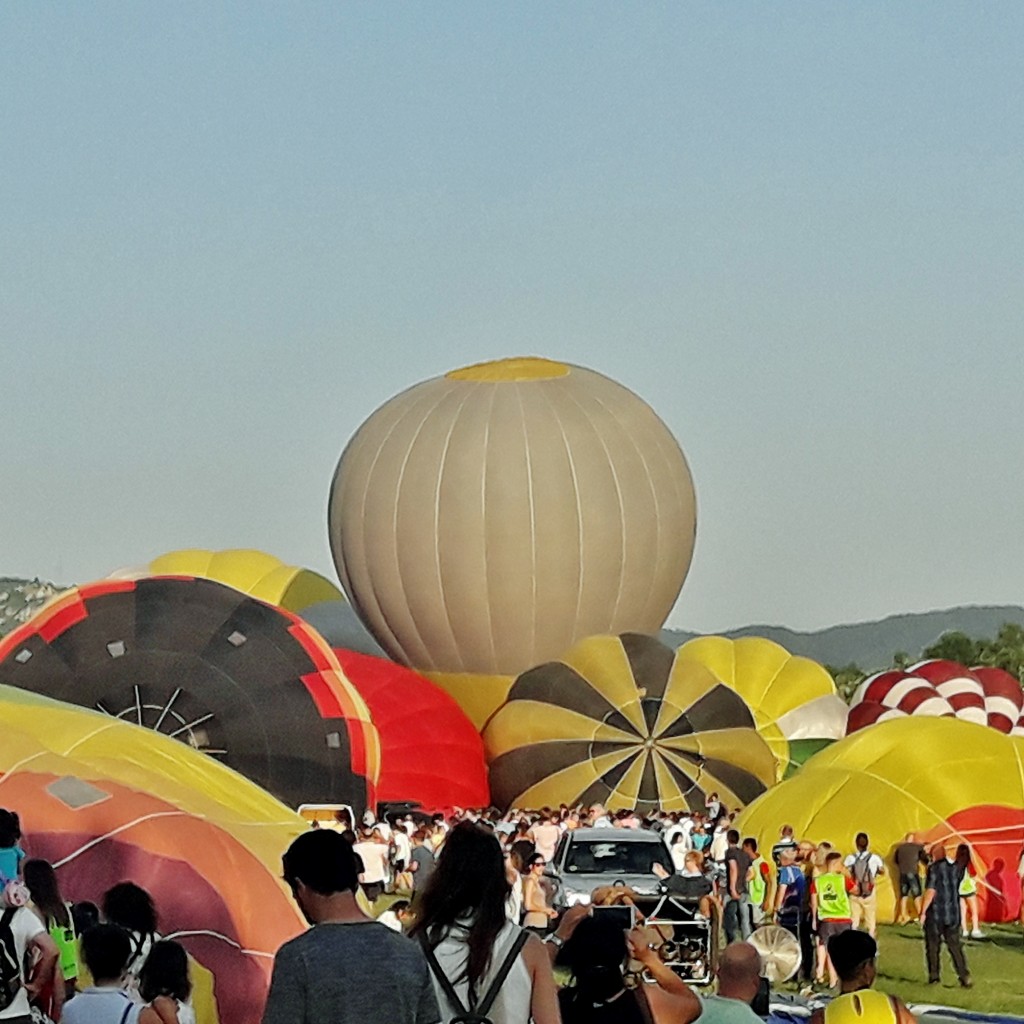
top-left (900, 874), bottom-right (922, 897)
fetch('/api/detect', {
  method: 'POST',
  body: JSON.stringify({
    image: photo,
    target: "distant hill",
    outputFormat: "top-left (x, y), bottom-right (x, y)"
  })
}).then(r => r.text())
top-left (0, 577), bottom-right (65, 638)
top-left (661, 605), bottom-right (1024, 671)
top-left (2, 575), bottom-right (1021, 673)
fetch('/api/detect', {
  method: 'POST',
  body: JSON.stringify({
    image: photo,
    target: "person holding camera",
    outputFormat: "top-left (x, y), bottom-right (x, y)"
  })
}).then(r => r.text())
top-left (555, 913), bottom-right (701, 1024)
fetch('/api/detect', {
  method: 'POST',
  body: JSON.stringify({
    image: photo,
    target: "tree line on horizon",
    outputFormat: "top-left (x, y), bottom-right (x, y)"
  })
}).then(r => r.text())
top-left (827, 622), bottom-right (1024, 702)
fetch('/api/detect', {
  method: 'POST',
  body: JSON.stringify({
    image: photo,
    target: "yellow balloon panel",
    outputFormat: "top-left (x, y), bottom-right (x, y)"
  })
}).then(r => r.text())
top-left (148, 548), bottom-right (343, 613)
top-left (677, 635), bottom-right (845, 779)
top-left (735, 717), bottom-right (1024, 923)
top-left (0, 686), bottom-right (307, 1024)
top-left (484, 633), bottom-right (776, 812)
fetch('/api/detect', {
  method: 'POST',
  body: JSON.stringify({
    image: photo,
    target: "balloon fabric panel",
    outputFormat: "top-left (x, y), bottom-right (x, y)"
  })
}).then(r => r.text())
top-left (0, 577), bottom-right (377, 810)
top-left (484, 634), bottom-right (775, 812)
top-left (331, 649), bottom-right (488, 811)
top-left (329, 360), bottom-right (697, 676)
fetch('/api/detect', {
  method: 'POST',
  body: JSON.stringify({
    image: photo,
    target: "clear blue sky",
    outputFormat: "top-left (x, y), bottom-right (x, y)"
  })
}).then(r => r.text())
top-left (2, 3), bottom-right (1022, 633)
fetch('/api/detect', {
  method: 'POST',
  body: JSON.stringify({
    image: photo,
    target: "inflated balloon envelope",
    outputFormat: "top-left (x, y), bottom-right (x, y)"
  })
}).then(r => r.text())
top-left (676, 636), bottom-right (849, 781)
top-left (484, 633), bottom-right (777, 812)
top-left (0, 685), bottom-right (308, 1024)
top-left (735, 716), bottom-right (1024, 923)
top-left (329, 357), bottom-right (698, 680)
top-left (0, 576), bottom-right (380, 812)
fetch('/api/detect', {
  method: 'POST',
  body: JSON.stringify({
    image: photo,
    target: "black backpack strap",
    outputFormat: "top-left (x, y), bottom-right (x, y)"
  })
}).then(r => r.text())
top-left (118, 999), bottom-right (134, 1024)
top-left (474, 929), bottom-right (529, 1018)
top-left (418, 934), bottom-right (471, 1018)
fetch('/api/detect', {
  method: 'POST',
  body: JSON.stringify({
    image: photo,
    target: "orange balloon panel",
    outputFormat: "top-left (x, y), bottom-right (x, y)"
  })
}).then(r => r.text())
top-left (0, 686), bottom-right (309, 1024)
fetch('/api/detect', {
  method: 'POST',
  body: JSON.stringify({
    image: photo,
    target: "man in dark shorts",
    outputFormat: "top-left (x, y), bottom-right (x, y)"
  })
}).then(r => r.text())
top-left (810, 851), bottom-right (855, 988)
top-left (894, 832), bottom-right (927, 924)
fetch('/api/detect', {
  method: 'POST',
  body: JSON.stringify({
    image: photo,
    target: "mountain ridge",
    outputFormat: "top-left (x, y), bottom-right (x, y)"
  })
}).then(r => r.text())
top-left (660, 604), bottom-right (1024, 671)
top-left (1, 575), bottom-right (1020, 672)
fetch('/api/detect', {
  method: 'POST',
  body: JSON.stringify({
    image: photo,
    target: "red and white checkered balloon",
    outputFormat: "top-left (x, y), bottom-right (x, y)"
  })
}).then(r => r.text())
top-left (847, 659), bottom-right (1024, 736)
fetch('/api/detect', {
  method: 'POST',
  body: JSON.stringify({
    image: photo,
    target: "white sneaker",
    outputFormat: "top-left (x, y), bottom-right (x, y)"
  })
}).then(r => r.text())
top-left (971, 929), bottom-right (984, 938)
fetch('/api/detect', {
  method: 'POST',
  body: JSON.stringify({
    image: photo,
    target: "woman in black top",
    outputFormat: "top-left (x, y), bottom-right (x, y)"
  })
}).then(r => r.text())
top-left (556, 916), bottom-right (701, 1024)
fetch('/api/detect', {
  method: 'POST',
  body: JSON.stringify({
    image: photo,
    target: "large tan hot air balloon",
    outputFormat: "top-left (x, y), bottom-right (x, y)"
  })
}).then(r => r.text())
top-left (328, 357), bottom-right (697, 677)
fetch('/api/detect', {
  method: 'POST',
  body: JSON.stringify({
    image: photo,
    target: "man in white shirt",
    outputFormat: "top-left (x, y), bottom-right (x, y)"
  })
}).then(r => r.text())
top-left (1, 904), bottom-right (62, 1024)
top-left (392, 824), bottom-right (412, 875)
top-left (352, 829), bottom-right (391, 902)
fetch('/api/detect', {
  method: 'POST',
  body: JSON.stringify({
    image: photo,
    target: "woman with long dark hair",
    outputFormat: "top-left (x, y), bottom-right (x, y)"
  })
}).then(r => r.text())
top-left (409, 822), bottom-right (560, 1024)
top-left (522, 853), bottom-right (557, 935)
top-left (23, 858), bottom-right (79, 1004)
top-left (556, 915), bottom-right (701, 1024)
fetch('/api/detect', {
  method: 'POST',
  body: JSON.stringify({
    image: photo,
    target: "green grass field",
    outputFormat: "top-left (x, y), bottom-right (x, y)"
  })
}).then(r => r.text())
top-left (779, 924), bottom-right (1024, 1016)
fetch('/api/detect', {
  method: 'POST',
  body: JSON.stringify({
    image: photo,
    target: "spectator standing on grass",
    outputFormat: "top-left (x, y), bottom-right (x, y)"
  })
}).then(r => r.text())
top-left (0, 898), bottom-right (62, 1024)
top-left (894, 833), bottom-right (927, 925)
top-left (22, 858), bottom-right (78, 1011)
top-left (954, 844), bottom-right (983, 939)
top-left (743, 838), bottom-right (771, 928)
top-left (919, 843), bottom-right (971, 989)
top-left (521, 854), bottom-right (557, 936)
top-left (810, 851), bottom-right (855, 988)
top-left (843, 833), bottom-right (885, 938)
top-left (771, 825), bottom-right (799, 866)
top-left (555, 914), bottom-right (700, 1024)
top-left (262, 829), bottom-right (440, 1024)
top-left (101, 883), bottom-right (158, 997)
top-left (62, 925), bottom-right (136, 1024)
top-left (137, 940), bottom-right (195, 1024)
top-left (529, 814), bottom-right (561, 865)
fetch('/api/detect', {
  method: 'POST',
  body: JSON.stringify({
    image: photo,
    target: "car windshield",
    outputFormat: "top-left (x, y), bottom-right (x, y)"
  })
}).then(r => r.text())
top-left (564, 839), bottom-right (671, 875)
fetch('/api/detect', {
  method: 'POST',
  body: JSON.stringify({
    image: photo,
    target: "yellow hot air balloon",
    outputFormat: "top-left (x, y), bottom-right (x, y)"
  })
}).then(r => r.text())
top-left (677, 636), bottom-right (848, 779)
top-left (483, 633), bottom-right (776, 812)
top-left (734, 717), bottom-right (1024, 924)
top-left (145, 548), bottom-right (344, 613)
top-left (0, 685), bottom-right (309, 1024)
top-left (329, 357), bottom-right (697, 677)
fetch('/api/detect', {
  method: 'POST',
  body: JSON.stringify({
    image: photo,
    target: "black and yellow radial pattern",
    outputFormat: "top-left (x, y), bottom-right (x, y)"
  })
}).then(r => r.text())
top-left (483, 633), bottom-right (777, 812)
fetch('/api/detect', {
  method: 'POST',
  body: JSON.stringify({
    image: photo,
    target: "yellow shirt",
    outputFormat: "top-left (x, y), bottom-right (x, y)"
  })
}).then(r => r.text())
top-left (824, 989), bottom-right (898, 1024)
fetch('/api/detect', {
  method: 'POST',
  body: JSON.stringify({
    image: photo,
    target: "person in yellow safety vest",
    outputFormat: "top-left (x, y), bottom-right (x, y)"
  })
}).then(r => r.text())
top-left (810, 851), bottom-right (856, 988)
top-left (810, 930), bottom-right (917, 1024)
top-left (742, 838), bottom-right (771, 928)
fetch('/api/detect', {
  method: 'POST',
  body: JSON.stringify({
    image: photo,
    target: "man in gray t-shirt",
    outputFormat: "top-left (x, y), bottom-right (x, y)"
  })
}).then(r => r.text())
top-left (262, 830), bottom-right (440, 1024)
top-left (409, 831), bottom-right (436, 893)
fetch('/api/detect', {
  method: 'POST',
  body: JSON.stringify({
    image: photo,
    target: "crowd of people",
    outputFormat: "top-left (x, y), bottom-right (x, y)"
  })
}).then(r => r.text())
top-left (5, 798), bottom-right (1024, 1024)
top-left (1, 808), bottom-right (201, 1024)
top-left (266, 800), bottom-right (1024, 1023)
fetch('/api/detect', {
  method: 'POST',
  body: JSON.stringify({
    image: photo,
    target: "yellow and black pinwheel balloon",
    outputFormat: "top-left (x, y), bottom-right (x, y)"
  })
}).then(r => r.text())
top-left (483, 633), bottom-right (776, 812)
